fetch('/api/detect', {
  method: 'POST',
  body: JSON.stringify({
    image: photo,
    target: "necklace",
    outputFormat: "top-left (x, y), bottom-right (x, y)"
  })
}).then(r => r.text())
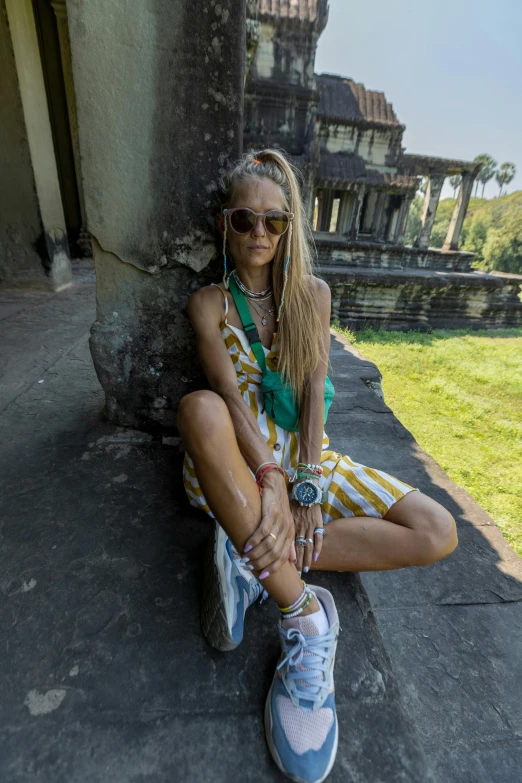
top-left (232, 270), bottom-right (272, 300)
top-left (248, 297), bottom-right (277, 326)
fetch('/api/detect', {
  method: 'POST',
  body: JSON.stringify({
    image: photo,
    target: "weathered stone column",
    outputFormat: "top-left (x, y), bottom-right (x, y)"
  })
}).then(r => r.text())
top-left (337, 192), bottom-right (354, 235)
top-left (66, 0), bottom-right (245, 432)
top-left (1, 0), bottom-right (72, 290)
top-left (50, 0), bottom-right (90, 256)
top-left (394, 193), bottom-right (414, 244)
top-left (317, 189), bottom-right (334, 231)
top-left (350, 185), bottom-right (366, 240)
top-left (414, 174), bottom-right (445, 250)
top-left (372, 193), bottom-right (386, 240)
top-left (443, 171), bottom-right (475, 251)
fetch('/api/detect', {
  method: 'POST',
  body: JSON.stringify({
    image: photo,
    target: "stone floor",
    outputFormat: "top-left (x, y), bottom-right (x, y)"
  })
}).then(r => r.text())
top-left (1, 260), bottom-right (521, 782)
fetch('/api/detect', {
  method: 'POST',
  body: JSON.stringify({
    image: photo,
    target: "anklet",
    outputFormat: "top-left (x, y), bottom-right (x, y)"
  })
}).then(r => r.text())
top-left (282, 592), bottom-right (313, 619)
top-left (279, 581), bottom-right (307, 613)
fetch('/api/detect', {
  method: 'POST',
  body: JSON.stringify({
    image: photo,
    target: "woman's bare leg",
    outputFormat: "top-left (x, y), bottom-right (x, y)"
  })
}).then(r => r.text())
top-left (178, 391), bottom-right (309, 610)
top-left (311, 490), bottom-right (458, 572)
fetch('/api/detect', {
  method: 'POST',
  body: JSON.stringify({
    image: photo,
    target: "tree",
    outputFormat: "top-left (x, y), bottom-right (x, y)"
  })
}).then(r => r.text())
top-left (449, 175), bottom-right (462, 198)
top-left (474, 154), bottom-right (497, 198)
top-left (495, 162), bottom-right (516, 197)
top-left (404, 194), bottom-right (423, 246)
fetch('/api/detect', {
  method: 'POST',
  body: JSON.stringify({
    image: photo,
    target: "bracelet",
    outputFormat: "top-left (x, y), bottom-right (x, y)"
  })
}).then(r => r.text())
top-left (255, 461), bottom-right (280, 480)
top-left (296, 463), bottom-right (323, 476)
top-left (255, 464), bottom-right (286, 495)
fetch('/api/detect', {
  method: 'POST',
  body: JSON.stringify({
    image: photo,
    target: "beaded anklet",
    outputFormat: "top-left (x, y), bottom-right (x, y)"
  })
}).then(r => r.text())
top-left (278, 582), bottom-right (314, 619)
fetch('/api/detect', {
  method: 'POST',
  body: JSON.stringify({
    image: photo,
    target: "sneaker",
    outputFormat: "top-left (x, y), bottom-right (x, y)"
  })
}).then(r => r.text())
top-left (264, 585), bottom-right (340, 783)
top-left (201, 520), bottom-right (264, 651)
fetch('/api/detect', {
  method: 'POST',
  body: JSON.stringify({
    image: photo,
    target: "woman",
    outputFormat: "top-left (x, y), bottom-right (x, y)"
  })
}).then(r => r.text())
top-left (178, 149), bottom-right (458, 783)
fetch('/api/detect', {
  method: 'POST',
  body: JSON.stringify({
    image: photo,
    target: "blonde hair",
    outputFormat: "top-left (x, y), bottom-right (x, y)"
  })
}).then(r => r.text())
top-left (218, 148), bottom-right (324, 399)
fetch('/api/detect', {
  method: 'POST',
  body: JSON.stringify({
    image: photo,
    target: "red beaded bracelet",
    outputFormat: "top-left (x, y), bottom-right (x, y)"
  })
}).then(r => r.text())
top-left (255, 464), bottom-right (286, 496)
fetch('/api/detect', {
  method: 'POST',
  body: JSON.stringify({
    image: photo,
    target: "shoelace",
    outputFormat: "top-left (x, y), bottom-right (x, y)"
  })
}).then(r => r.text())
top-left (277, 627), bottom-right (335, 705)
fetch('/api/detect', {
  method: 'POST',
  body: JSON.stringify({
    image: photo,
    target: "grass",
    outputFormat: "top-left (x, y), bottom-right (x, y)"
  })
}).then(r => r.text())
top-left (332, 321), bottom-right (522, 557)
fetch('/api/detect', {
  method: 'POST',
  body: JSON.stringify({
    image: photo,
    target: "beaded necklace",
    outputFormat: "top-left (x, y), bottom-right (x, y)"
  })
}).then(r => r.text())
top-left (232, 270), bottom-right (272, 299)
top-left (232, 270), bottom-right (277, 325)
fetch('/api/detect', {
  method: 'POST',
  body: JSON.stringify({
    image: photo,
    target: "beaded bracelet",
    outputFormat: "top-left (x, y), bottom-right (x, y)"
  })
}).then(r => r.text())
top-left (282, 592), bottom-right (313, 619)
top-left (296, 463), bottom-right (322, 476)
top-left (279, 581), bottom-right (307, 613)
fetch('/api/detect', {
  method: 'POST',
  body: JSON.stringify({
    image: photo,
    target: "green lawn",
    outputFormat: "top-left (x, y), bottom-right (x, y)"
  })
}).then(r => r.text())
top-left (334, 324), bottom-right (522, 557)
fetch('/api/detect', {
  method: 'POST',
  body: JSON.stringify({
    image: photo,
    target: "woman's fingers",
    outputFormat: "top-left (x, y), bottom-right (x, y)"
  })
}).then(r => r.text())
top-left (302, 538), bottom-right (314, 574)
top-left (313, 528), bottom-right (324, 564)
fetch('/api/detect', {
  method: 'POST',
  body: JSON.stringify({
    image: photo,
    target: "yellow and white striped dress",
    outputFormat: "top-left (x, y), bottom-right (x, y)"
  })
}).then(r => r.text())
top-left (182, 286), bottom-right (419, 523)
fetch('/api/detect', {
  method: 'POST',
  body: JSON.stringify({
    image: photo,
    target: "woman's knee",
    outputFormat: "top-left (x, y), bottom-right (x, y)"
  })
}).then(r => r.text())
top-left (177, 390), bottom-right (230, 443)
top-left (419, 508), bottom-right (459, 565)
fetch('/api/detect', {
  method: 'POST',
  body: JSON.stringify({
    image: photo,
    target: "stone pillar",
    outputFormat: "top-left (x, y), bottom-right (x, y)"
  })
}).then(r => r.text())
top-left (50, 0), bottom-right (90, 256)
top-left (350, 186), bottom-right (366, 240)
top-left (337, 192), bottom-right (354, 235)
top-left (443, 172), bottom-right (475, 251)
top-left (317, 189), bottom-right (334, 232)
top-left (372, 193), bottom-right (387, 240)
top-left (414, 174), bottom-right (445, 250)
top-left (394, 194), bottom-right (414, 245)
top-left (66, 0), bottom-right (245, 432)
top-left (1, 0), bottom-right (72, 290)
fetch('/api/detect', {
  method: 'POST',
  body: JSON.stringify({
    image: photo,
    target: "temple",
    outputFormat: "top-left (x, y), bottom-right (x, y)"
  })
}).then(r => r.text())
top-left (245, 0), bottom-right (522, 330)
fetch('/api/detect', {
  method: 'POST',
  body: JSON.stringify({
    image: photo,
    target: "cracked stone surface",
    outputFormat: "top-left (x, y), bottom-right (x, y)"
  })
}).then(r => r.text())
top-left (1, 261), bottom-right (521, 781)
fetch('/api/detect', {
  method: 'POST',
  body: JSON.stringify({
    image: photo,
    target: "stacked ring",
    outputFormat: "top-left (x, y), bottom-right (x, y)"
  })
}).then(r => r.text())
top-left (314, 527), bottom-right (325, 536)
top-left (295, 536), bottom-right (307, 547)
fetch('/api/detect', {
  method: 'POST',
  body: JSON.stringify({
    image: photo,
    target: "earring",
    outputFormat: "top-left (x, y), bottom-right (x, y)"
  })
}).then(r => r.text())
top-left (277, 221), bottom-right (292, 322)
top-left (222, 212), bottom-right (229, 289)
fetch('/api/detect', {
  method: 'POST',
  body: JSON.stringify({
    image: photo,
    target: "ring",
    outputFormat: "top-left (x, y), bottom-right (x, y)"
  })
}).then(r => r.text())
top-left (305, 538), bottom-right (314, 544)
top-left (269, 533), bottom-right (277, 541)
top-left (314, 527), bottom-right (325, 536)
top-left (295, 536), bottom-right (307, 547)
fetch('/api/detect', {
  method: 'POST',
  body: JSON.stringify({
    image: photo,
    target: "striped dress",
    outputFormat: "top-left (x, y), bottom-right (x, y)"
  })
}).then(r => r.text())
top-left (183, 285), bottom-right (419, 523)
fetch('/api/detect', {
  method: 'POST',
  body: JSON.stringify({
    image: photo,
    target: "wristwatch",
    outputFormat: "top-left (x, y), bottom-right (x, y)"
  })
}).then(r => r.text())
top-left (292, 479), bottom-right (322, 508)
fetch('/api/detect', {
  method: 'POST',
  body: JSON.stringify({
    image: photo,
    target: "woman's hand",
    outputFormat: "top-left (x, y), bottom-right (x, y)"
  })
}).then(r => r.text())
top-left (292, 499), bottom-right (325, 574)
top-left (242, 472), bottom-right (296, 578)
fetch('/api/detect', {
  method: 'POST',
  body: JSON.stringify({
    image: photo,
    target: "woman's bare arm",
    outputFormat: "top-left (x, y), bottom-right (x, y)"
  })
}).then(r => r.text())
top-left (292, 277), bottom-right (331, 573)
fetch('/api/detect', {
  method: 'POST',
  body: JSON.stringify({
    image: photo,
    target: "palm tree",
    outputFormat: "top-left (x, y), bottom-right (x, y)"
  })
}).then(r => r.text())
top-left (495, 162), bottom-right (516, 197)
top-left (449, 175), bottom-right (462, 199)
top-left (474, 154), bottom-right (497, 198)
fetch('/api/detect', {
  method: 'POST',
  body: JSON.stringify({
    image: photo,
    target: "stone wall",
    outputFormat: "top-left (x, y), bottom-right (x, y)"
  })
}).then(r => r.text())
top-left (67, 0), bottom-right (246, 432)
top-left (324, 267), bottom-right (522, 331)
top-left (315, 237), bottom-right (475, 273)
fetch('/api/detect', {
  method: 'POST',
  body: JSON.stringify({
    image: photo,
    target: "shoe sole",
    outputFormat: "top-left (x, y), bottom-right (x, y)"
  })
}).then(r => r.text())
top-left (264, 682), bottom-right (338, 783)
top-left (200, 522), bottom-right (239, 652)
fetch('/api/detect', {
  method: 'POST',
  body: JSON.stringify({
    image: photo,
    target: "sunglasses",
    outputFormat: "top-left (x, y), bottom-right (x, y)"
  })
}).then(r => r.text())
top-left (223, 207), bottom-right (294, 236)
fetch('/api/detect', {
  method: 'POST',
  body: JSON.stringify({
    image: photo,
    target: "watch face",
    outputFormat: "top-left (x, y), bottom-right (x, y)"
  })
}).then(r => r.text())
top-left (293, 480), bottom-right (321, 506)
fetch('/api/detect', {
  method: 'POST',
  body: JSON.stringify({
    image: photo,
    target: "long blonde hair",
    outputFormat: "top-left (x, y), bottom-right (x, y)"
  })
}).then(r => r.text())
top-left (218, 148), bottom-right (324, 399)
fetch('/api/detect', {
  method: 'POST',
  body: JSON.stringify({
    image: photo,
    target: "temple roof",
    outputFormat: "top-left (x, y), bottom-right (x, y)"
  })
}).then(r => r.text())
top-left (257, 0), bottom-right (328, 25)
top-left (317, 74), bottom-right (401, 128)
top-left (317, 152), bottom-right (418, 190)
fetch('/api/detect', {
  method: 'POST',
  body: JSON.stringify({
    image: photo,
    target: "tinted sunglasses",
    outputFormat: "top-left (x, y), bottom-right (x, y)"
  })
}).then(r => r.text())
top-left (223, 207), bottom-right (294, 236)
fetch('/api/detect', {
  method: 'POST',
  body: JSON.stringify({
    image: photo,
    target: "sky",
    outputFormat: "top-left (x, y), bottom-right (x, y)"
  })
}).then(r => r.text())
top-left (315, 0), bottom-right (522, 199)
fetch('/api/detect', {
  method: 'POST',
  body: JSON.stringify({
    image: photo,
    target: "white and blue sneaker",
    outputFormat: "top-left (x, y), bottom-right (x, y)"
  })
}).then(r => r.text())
top-left (264, 585), bottom-right (340, 783)
top-left (201, 520), bottom-right (265, 651)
